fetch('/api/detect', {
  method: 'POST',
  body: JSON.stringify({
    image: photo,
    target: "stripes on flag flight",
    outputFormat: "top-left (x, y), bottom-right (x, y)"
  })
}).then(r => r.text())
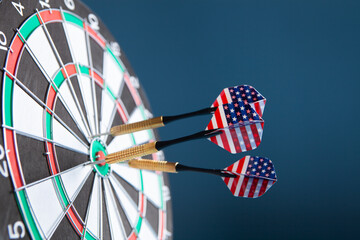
top-left (206, 85), bottom-right (266, 153)
top-left (222, 156), bottom-right (277, 198)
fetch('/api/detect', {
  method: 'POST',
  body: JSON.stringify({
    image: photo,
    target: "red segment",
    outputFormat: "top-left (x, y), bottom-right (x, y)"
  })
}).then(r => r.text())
top-left (63, 64), bottom-right (77, 77)
top-left (258, 179), bottom-right (269, 197)
top-left (46, 142), bottom-right (58, 174)
top-left (116, 101), bottom-right (128, 122)
top-left (84, 24), bottom-right (106, 48)
top-left (124, 73), bottom-right (141, 106)
top-left (39, 9), bottom-right (62, 23)
top-left (139, 193), bottom-right (144, 215)
top-left (213, 108), bottom-right (224, 128)
top-left (229, 128), bottom-right (241, 153)
top-left (5, 129), bottom-right (24, 188)
top-left (6, 35), bottom-right (24, 75)
top-left (67, 207), bottom-right (84, 234)
top-left (247, 178), bottom-right (259, 198)
top-left (250, 124), bottom-right (261, 147)
top-left (46, 87), bottom-right (57, 109)
top-left (220, 91), bottom-right (228, 105)
top-left (158, 210), bottom-right (164, 240)
top-left (128, 232), bottom-right (137, 240)
top-left (91, 70), bottom-right (104, 86)
top-left (219, 131), bottom-right (230, 153)
top-left (230, 175), bottom-right (240, 195)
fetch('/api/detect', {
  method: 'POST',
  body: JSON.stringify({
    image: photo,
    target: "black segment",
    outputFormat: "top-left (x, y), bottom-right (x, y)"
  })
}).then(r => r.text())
top-left (120, 84), bottom-right (136, 116)
top-left (72, 172), bottom-right (95, 220)
top-left (69, 76), bottom-right (90, 130)
top-left (55, 146), bottom-right (88, 172)
top-left (17, 135), bottom-right (49, 184)
top-left (16, 48), bottom-right (49, 101)
top-left (89, 37), bottom-right (104, 74)
top-left (146, 198), bottom-right (159, 234)
top-left (164, 174), bottom-right (173, 235)
top-left (102, 181), bottom-right (111, 240)
top-left (113, 172), bottom-right (139, 206)
top-left (95, 84), bottom-right (102, 125)
top-left (106, 111), bottom-right (124, 145)
top-left (109, 179), bottom-right (132, 236)
top-left (51, 215), bottom-right (79, 240)
top-left (54, 98), bottom-right (88, 144)
top-left (46, 22), bottom-right (73, 65)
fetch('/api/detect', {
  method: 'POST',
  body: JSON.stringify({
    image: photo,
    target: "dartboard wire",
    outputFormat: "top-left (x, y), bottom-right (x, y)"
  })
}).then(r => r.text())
top-left (81, 175), bottom-right (101, 240)
top-left (99, 176), bottom-right (104, 240)
top-left (36, 9), bottom-right (93, 138)
top-left (103, 178), bottom-right (128, 239)
top-left (47, 169), bottom-right (93, 239)
top-left (3, 68), bottom-right (89, 151)
top-left (83, 18), bottom-right (100, 135)
top-left (108, 174), bottom-right (143, 229)
top-left (14, 160), bottom-right (91, 192)
top-left (15, 28), bottom-right (91, 144)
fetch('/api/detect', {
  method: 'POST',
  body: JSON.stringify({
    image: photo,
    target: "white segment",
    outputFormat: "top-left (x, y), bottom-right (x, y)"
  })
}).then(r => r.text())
top-left (260, 100), bottom-right (266, 115)
top-left (85, 175), bottom-right (101, 238)
top-left (242, 156), bottom-right (250, 174)
top-left (111, 163), bottom-right (141, 191)
top-left (243, 177), bottom-right (253, 198)
top-left (100, 90), bottom-right (115, 134)
top-left (109, 175), bottom-right (139, 226)
top-left (103, 179), bottom-right (126, 240)
top-left (60, 164), bottom-right (92, 201)
top-left (103, 50), bottom-right (123, 96)
top-left (64, 22), bottom-right (89, 66)
top-left (78, 75), bottom-right (96, 133)
top-left (26, 178), bottom-right (64, 238)
top-left (26, 27), bottom-right (60, 78)
top-left (107, 134), bottom-right (134, 154)
top-left (226, 160), bottom-right (239, 189)
top-left (245, 125), bottom-right (257, 150)
top-left (138, 219), bottom-right (158, 240)
top-left (256, 122), bottom-right (263, 140)
top-left (52, 118), bottom-right (88, 154)
top-left (253, 179), bottom-right (263, 198)
top-left (128, 107), bottom-right (151, 144)
top-left (13, 84), bottom-right (44, 139)
top-left (58, 82), bottom-right (89, 137)
top-left (266, 181), bottom-right (273, 191)
top-left (142, 170), bottom-right (161, 208)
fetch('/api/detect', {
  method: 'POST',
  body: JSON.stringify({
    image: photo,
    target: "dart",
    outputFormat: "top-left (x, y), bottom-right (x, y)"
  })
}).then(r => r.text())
top-left (127, 155), bottom-right (277, 198)
top-left (93, 85), bottom-right (265, 138)
top-left (105, 128), bottom-right (222, 164)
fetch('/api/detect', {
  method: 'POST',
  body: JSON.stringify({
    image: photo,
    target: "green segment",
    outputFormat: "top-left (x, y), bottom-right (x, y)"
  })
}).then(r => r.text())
top-left (63, 12), bottom-right (83, 27)
top-left (135, 217), bottom-right (143, 234)
top-left (17, 191), bottom-right (42, 239)
top-left (158, 175), bottom-right (164, 210)
top-left (106, 47), bottom-right (124, 72)
top-left (54, 177), bottom-right (70, 207)
top-left (4, 76), bottom-right (13, 126)
top-left (19, 16), bottom-right (40, 40)
top-left (106, 86), bottom-right (116, 100)
top-left (46, 112), bottom-right (52, 139)
top-left (79, 65), bottom-right (90, 75)
top-left (84, 230), bottom-right (97, 240)
top-left (53, 71), bottom-right (65, 89)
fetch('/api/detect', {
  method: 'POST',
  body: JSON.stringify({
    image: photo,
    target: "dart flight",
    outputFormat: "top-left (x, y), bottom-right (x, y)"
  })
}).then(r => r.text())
top-left (206, 85), bottom-right (266, 153)
top-left (127, 155), bottom-right (277, 198)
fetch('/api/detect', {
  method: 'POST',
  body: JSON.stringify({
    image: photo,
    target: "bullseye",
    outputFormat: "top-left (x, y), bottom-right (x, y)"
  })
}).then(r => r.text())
top-left (90, 138), bottom-right (110, 177)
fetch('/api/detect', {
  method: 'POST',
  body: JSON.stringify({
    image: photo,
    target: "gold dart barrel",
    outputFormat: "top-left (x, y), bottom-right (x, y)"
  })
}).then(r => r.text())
top-left (110, 116), bottom-right (164, 136)
top-left (128, 159), bottom-right (178, 173)
top-left (105, 142), bottom-right (158, 164)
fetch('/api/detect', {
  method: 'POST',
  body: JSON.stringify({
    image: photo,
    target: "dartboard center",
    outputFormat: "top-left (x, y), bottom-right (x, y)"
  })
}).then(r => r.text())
top-left (90, 138), bottom-right (110, 177)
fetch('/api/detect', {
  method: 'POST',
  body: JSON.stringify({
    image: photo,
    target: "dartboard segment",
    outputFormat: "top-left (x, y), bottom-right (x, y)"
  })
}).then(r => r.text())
top-left (0, 1), bottom-right (172, 239)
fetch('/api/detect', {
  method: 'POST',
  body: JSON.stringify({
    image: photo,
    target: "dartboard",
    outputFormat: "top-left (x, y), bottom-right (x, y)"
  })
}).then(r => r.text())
top-left (0, 0), bottom-right (172, 239)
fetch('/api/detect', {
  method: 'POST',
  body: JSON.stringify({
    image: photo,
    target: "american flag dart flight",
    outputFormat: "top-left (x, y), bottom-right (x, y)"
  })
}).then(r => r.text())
top-left (207, 85), bottom-right (266, 153)
top-left (127, 155), bottom-right (277, 198)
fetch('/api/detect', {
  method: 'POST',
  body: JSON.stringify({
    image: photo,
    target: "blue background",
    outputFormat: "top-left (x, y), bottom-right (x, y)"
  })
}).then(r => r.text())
top-left (86, 0), bottom-right (360, 239)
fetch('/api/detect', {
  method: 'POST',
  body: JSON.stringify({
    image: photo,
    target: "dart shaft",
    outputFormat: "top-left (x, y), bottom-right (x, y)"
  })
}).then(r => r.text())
top-left (128, 159), bottom-right (178, 173)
